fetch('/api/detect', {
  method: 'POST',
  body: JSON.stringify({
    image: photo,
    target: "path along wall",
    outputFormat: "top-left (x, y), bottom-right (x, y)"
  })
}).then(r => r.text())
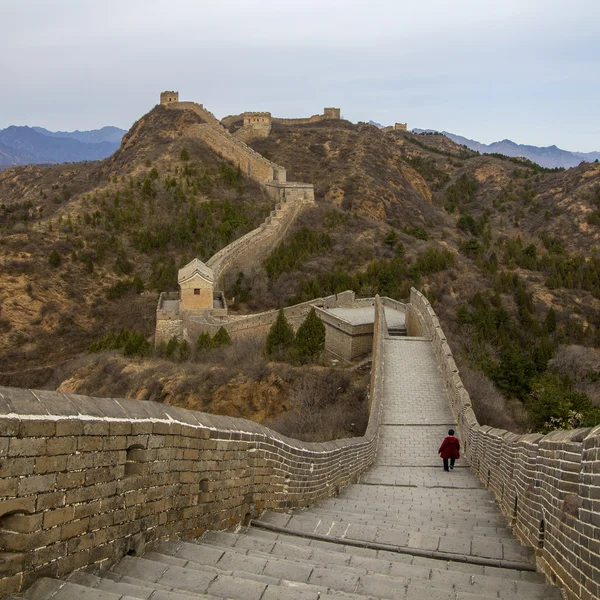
top-left (0, 298), bottom-right (386, 596)
top-left (408, 288), bottom-right (600, 600)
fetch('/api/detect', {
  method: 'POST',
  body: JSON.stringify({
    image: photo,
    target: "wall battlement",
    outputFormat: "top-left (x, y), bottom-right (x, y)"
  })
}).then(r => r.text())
top-left (409, 288), bottom-right (600, 600)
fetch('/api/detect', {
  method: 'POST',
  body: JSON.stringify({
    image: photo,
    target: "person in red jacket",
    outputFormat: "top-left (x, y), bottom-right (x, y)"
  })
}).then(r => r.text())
top-left (438, 429), bottom-right (460, 472)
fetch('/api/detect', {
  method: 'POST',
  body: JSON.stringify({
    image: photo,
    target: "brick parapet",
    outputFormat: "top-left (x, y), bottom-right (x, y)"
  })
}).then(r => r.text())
top-left (0, 307), bottom-right (385, 595)
top-left (409, 287), bottom-right (600, 600)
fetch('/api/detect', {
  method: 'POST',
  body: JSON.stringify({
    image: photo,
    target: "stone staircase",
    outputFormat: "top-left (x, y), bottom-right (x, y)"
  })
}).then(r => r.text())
top-left (16, 335), bottom-right (564, 600)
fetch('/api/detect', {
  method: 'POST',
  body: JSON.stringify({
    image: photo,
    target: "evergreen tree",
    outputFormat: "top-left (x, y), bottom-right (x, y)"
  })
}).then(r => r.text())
top-left (212, 327), bottom-right (232, 348)
top-left (295, 308), bottom-right (326, 361)
top-left (48, 249), bottom-right (61, 267)
top-left (266, 309), bottom-right (295, 358)
top-left (545, 307), bottom-right (557, 333)
top-left (196, 332), bottom-right (212, 353)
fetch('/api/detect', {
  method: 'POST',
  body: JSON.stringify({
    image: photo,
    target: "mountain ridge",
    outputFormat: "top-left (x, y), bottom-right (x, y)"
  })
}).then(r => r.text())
top-left (0, 125), bottom-right (125, 167)
top-left (413, 129), bottom-right (600, 169)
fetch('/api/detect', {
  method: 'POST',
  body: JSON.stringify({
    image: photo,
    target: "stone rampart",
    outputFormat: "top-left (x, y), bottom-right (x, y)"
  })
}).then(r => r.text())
top-left (0, 300), bottom-right (386, 594)
top-left (182, 292), bottom-right (356, 345)
top-left (205, 192), bottom-right (311, 291)
top-left (408, 288), bottom-right (600, 600)
top-left (187, 123), bottom-right (286, 185)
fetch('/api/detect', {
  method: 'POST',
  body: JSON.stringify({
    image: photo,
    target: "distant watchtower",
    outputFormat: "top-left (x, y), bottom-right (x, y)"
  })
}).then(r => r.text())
top-left (323, 108), bottom-right (341, 120)
top-left (160, 91), bottom-right (179, 105)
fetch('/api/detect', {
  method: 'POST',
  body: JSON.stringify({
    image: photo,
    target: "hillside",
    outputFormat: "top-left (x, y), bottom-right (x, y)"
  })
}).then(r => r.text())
top-left (0, 105), bottom-right (273, 385)
top-left (1, 105), bottom-right (600, 434)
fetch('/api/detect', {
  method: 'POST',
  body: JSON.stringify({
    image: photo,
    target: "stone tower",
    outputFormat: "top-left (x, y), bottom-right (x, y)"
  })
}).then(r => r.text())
top-left (160, 90), bottom-right (179, 105)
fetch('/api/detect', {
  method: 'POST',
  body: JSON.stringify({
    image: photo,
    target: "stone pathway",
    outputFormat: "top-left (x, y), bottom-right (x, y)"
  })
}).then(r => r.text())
top-left (24, 337), bottom-right (563, 600)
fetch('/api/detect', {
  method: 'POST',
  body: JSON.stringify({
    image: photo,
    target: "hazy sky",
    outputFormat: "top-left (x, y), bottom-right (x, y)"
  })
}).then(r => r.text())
top-left (2, 0), bottom-right (599, 151)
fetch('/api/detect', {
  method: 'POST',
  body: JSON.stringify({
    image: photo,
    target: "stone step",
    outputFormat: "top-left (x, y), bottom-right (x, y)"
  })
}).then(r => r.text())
top-left (197, 530), bottom-right (556, 598)
top-left (287, 506), bottom-right (514, 537)
top-left (254, 512), bottom-right (535, 566)
top-left (141, 541), bottom-right (547, 600)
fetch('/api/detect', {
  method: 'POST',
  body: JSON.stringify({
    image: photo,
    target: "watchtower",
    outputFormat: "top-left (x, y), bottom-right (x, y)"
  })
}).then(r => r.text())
top-left (394, 123), bottom-right (408, 131)
top-left (243, 112), bottom-right (272, 127)
top-left (323, 108), bottom-right (341, 120)
top-left (178, 258), bottom-right (214, 311)
top-left (160, 90), bottom-right (179, 105)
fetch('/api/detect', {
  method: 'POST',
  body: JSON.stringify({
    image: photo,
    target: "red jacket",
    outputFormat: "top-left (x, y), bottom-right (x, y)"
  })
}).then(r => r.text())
top-left (438, 436), bottom-right (460, 459)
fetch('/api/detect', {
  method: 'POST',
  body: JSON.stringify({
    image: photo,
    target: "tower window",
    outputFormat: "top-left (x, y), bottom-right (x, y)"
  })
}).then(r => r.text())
top-left (194, 289), bottom-right (200, 295)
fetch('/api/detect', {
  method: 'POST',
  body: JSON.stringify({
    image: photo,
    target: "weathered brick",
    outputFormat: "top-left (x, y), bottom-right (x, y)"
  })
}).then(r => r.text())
top-left (43, 505), bottom-right (75, 529)
top-left (46, 437), bottom-right (77, 455)
top-left (34, 455), bottom-right (68, 474)
top-left (17, 473), bottom-right (56, 495)
top-left (36, 491), bottom-right (66, 512)
top-left (8, 437), bottom-right (46, 457)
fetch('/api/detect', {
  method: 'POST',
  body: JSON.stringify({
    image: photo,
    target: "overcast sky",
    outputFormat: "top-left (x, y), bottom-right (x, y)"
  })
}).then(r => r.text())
top-left (2, 0), bottom-right (599, 151)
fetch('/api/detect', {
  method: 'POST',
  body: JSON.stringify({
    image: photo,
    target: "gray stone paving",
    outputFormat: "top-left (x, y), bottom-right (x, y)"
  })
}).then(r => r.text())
top-left (325, 306), bottom-right (406, 327)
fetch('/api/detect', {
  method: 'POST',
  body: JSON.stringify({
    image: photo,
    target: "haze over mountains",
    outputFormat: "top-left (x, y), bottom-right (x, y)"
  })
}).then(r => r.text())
top-left (0, 125), bottom-right (126, 169)
top-left (2, 120), bottom-right (599, 171)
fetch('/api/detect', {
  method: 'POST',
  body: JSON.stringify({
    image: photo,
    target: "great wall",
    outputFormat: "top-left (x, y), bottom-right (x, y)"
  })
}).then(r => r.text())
top-left (0, 94), bottom-right (598, 600)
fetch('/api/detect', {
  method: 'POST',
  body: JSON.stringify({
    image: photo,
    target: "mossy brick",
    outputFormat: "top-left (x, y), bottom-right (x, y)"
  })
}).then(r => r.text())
top-left (18, 420), bottom-right (56, 437)
top-left (42, 505), bottom-right (75, 529)
top-left (8, 437), bottom-right (46, 457)
top-left (36, 491), bottom-right (66, 511)
top-left (18, 473), bottom-right (57, 495)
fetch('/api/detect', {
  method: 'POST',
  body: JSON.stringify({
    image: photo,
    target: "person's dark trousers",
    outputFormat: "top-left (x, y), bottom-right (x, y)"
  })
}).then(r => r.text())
top-left (443, 458), bottom-right (456, 471)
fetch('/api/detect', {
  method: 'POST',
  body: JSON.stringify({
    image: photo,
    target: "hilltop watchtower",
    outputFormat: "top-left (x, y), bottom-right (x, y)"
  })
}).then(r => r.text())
top-left (160, 90), bottom-right (179, 105)
top-left (323, 107), bottom-right (341, 120)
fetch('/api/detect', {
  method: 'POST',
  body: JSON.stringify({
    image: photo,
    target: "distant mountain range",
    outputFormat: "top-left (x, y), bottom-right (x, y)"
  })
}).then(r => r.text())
top-left (0, 125), bottom-right (126, 170)
top-left (413, 129), bottom-right (600, 169)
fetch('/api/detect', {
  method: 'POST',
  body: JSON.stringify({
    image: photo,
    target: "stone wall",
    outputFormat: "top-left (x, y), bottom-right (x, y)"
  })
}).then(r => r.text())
top-left (408, 288), bottom-right (600, 600)
top-left (182, 292), bottom-right (356, 346)
top-left (0, 298), bottom-right (386, 596)
top-left (160, 91), bottom-right (179, 104)
top-left (272, 108), bottom-right (342, 126)
top-left (187, 123), bottom-right (286, 185)
top-left (205, 192), bottom-right (311, 291)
